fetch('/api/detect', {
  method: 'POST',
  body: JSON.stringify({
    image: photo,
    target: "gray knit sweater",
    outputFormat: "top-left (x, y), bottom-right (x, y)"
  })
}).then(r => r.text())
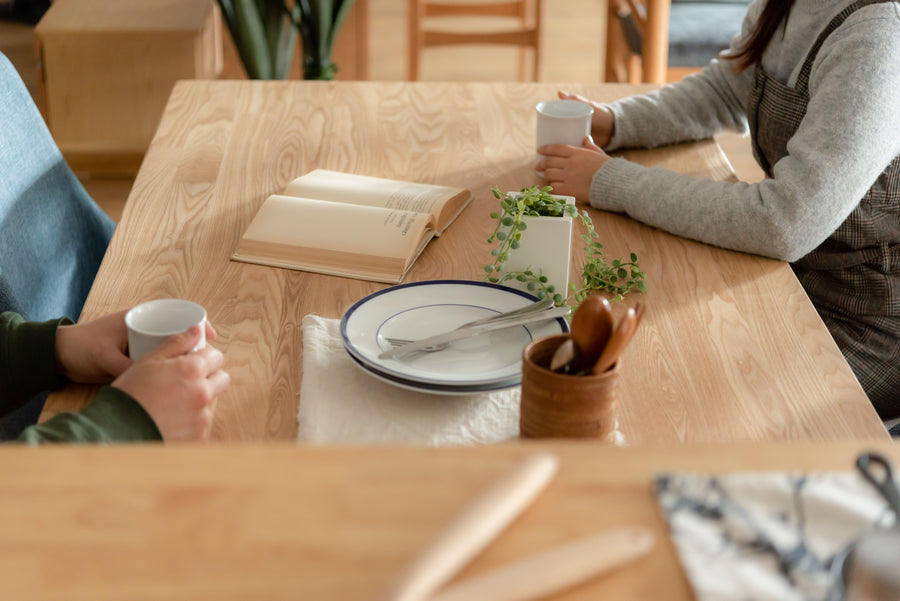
top-left (591, 0), bottom-right (900, 262)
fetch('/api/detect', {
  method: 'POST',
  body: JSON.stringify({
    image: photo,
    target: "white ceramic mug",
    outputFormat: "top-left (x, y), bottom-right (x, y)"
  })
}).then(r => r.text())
top-left (535, 99), bottom-right (594, 177)
top-left (125, 299), bottom-right (207, 360)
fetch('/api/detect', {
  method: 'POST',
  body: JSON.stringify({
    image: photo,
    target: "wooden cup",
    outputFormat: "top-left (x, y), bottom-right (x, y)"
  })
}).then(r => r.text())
top-left (520, 334), bottom-right (620, 440)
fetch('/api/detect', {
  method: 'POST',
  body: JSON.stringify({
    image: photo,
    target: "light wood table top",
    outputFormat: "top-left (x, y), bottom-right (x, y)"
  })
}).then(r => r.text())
top-left (2, 440), bottom-right (898, 600)
top-left (42, 80), bottom-right (887, 442)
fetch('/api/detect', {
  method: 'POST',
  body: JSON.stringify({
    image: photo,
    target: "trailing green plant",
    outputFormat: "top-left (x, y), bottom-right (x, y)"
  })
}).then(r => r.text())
top-left (217, 0), bottom-right (356, 80)
top-left (484, 185), bottom-right (647, 304)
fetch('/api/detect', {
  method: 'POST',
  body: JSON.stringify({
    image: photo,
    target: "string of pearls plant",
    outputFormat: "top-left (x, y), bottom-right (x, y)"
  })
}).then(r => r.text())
top-left (484, 185), bottom-right (647, 304)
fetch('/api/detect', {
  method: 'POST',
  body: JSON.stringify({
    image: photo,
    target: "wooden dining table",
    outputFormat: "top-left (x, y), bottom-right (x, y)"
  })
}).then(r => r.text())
top-left (2, 440), bottom-right (898, 600)
top-left (41, 80), bottom-right (888, 443)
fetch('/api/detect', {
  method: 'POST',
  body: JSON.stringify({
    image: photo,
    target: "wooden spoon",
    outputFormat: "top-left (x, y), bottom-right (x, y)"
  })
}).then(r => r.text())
top-left (569, 296), bottom-right (614, 369)
top-left (633, 302), bottom-right (647, 330)
top-left (591, 307), bottom-right (637, 374)
top-left (549, 338), bottom-right (578, 373)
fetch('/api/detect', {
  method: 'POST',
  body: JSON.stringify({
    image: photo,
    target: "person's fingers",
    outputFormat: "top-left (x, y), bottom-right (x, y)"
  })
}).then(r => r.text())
top-left (557, 90), bottom-right (589, 103)
top-left (582, 135), bottom-right (601, 152)
top-left (536, 143), bottom-right (575, 157)
top-left (147, 325), bottom-right (204, 359)
top-left (544, 173), bottom-right (568, 191)
top-left (204, 321), bottom-right (218, 342)
top-left (542, 165), bottom-right (564, 180)
top-left (206, 369), bottom-right (231, 396)
top-left (192, 346), bottom-right (225, 374)
top-left (536, 155), bottom-right (567, 170)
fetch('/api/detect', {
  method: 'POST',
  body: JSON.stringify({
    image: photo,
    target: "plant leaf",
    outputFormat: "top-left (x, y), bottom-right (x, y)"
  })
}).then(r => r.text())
top-left (232, 0), bottom-right (273, 79)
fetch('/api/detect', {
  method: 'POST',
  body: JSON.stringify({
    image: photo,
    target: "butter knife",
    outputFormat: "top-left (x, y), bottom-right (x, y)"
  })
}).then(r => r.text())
top-left (378, 306), bottom-right (571, 359)
top-left (460, 296), bottom-right (553, 328)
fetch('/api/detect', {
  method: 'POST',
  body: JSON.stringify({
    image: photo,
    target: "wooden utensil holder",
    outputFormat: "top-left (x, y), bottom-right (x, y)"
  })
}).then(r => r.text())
top-left (520, 334), bottom-right (620, 440)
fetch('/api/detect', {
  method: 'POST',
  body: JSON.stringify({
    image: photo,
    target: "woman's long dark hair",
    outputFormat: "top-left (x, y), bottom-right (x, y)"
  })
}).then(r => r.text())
top-left (725, 0), bottom-right (797, 72)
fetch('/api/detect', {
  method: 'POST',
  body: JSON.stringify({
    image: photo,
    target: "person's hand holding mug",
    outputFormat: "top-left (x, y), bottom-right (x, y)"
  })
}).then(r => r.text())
top-left (55, 300), bottom-right (229, 442)
top-left (111, 325), bottom-right (229, 442)
top-left (54, 308), bottom-right (218, 384)
top-left (557, 90), bottom-right (615, 148)
top-left (536, 136), bottom-right (610, 201)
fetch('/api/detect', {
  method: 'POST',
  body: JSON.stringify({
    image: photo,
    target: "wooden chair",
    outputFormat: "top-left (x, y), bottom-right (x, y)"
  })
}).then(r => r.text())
top-left (605, 0), bottom-right (751, 84)
top-left (408, 0), bottom-right (543, 81)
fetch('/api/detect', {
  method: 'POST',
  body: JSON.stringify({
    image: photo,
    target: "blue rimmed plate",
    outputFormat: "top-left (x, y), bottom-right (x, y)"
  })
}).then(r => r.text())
top-left (340, 280), bottom-right (569, 388)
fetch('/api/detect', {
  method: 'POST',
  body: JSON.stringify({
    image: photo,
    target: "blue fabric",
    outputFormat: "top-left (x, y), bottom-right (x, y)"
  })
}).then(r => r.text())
top-left (0, 51), bottom-right (114, 323)
top-left (0, 51), bottom-right (115, 438)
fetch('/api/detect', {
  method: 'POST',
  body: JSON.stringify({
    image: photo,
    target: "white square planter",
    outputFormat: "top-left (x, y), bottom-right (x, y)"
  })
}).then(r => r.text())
top-left (497, 193), bottom-right (575, 297)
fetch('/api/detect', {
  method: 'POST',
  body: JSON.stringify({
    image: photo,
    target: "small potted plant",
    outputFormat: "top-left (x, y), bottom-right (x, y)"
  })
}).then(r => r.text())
top-left (484, 185), bottom-right (647, 305)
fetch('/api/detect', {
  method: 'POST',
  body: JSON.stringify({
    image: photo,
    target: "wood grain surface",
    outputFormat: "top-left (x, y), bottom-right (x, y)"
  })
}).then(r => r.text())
top-left (41, 81), bottom-right (887, 442)
top-left (1, 440), bottom-right (898, 600)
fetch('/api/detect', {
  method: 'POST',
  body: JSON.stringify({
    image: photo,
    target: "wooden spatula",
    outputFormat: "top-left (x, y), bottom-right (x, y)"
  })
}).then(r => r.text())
top-left (431, 526), bottom-right (655, 601)
top-left (374, 453), bottom-right (559, 601)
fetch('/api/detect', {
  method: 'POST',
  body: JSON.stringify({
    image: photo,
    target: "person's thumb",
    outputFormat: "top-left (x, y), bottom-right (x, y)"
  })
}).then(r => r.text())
top-left (148, 325), bottom-right (204, 359)
top-left (583, 135), bottom-right (602, 152)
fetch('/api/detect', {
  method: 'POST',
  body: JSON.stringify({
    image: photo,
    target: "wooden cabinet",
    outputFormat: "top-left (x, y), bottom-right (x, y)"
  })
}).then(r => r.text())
top-left (34, 0), bottom-right (223, 175)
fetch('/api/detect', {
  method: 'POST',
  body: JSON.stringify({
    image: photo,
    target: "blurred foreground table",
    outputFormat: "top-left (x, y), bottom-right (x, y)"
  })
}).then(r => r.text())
top-left (2, 440), bottom-right (898, 600)
top-left (42, 80), bottom-right (887, 442)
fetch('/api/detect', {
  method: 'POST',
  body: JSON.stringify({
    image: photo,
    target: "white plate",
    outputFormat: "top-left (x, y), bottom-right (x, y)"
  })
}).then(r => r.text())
top-left (347, 353), bottom-right (520, 396)
top-left (340, 280), bottom-right (569, 387)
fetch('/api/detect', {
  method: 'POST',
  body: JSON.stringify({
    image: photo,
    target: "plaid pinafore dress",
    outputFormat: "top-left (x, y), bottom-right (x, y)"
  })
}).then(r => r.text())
top-left (748, 0), bottom-right (900, 418)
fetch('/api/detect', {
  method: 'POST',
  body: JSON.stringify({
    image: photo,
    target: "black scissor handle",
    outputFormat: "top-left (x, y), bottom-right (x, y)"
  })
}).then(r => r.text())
top-left (856, 452), bottom-right (900, 519)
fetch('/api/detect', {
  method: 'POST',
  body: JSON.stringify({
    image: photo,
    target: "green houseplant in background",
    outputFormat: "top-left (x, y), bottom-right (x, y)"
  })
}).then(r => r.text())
top-left (217, 0), bottom-right (356, 80)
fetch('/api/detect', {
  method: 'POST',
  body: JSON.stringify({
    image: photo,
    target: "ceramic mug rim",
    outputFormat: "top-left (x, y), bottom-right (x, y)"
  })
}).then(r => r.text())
top-left (125, 299), bottom-right (207, 337)
top-left (535, 99), bottom-right (594, 120)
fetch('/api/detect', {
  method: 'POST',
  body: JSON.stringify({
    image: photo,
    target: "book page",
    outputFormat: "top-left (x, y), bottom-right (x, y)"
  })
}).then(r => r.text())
top-left (282, 170), bottom-right (468, 232)
top-left (232, 195), bottom-right (435, 283)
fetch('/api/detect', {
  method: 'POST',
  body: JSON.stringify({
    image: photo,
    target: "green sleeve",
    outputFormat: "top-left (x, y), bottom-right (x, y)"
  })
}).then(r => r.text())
top-left (1, 311), bottom-right (163, 444)
top-left (18, 386), bottom-right (163, 444)
top-left (0, 311), bottom-right (69, 414)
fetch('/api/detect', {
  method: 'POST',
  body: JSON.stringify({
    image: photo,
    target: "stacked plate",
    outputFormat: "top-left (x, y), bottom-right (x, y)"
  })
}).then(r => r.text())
top-left (340, 280), bottom-right (570, 395)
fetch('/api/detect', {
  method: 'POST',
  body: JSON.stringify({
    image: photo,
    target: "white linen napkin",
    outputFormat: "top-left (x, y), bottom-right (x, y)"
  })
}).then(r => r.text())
top-left (298, 314), bottom-right (523, 446)
top-left (653, 469), bottom-right (896, 601)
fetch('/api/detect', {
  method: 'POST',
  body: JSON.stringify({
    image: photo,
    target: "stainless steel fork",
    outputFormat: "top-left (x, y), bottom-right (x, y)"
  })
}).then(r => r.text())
top-left (384, 337), bottom-right (448, 352)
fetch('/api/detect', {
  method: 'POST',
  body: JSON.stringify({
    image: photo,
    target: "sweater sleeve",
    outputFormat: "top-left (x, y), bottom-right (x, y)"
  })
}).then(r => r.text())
top-left (591, 7), bottom-right (900, 262)
top-left (0, 311), bottom-right (69, 413)
top-left (1, 311), bottom-right (163, 444)
top-left (18, 386), bottom-right (163, 443)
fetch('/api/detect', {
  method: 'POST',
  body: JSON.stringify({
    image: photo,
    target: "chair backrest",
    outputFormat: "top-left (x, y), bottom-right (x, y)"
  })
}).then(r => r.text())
top-left (408, 0), bottom-right (543, 81)
top-left (605, 0), bottom-right (671, 84)
top-left (605, 0), bottom-right (750, 84)
top-left (0, 51), bottom-right (115, 323)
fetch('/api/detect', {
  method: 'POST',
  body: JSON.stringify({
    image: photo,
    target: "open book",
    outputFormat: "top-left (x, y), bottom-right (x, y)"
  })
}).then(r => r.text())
top-left (231, 169), bottom-right (472, 284)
